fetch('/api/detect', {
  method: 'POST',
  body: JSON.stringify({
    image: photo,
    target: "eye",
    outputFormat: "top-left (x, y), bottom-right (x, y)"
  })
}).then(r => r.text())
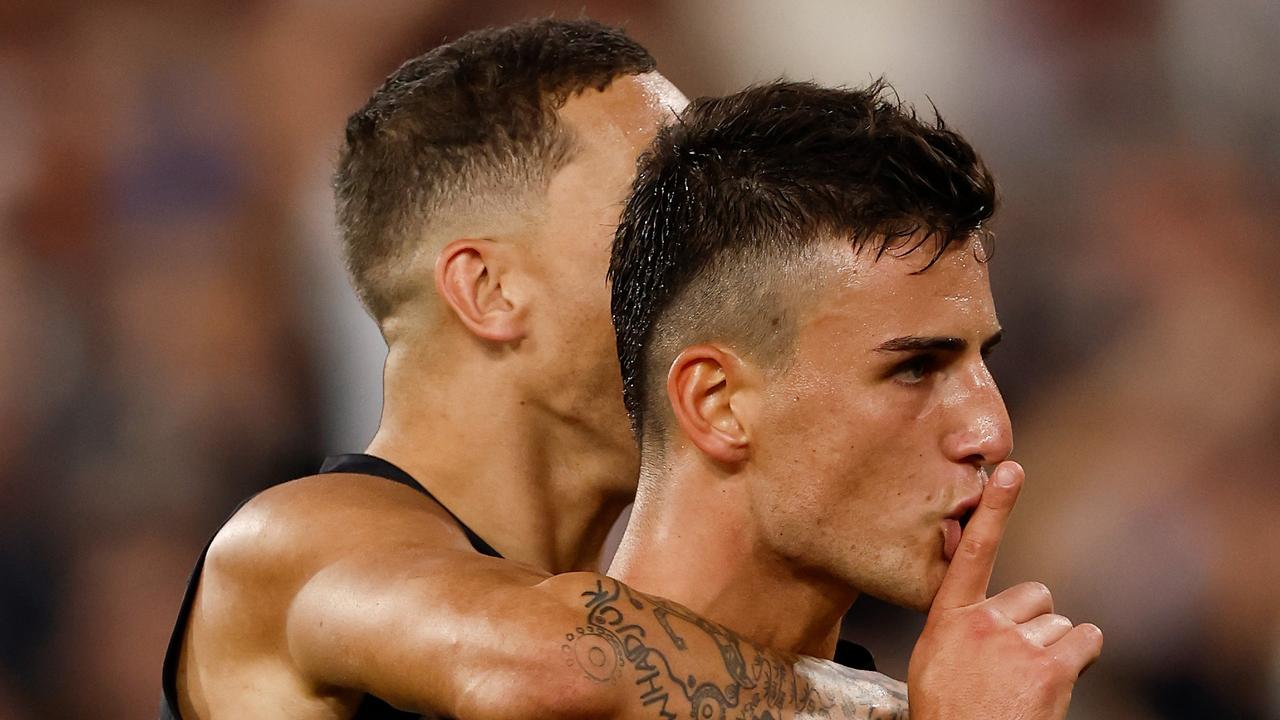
top-left (891, 354), bottom-right (937, 385)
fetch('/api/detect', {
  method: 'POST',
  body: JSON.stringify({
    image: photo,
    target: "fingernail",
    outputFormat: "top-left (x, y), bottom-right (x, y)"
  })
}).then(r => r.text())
top-left (994, 466), bottom-right (1017, 487)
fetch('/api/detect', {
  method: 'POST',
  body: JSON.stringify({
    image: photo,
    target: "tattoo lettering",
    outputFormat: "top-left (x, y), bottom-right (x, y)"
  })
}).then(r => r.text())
top-left (563, 578), bottom-right (909, 719)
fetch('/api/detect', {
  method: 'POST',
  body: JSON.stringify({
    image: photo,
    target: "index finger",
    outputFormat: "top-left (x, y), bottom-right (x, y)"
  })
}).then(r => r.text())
top-left (931, 461), bottom-right (1024, 611)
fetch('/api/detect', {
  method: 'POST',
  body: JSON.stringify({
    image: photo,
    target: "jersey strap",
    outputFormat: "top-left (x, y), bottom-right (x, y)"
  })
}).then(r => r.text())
top-left (318, 453), bottom-right (502, 559)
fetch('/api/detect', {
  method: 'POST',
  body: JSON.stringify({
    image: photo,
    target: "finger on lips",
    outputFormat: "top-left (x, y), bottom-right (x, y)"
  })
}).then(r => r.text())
top-left (932, 460), bottom-right (1024, 610)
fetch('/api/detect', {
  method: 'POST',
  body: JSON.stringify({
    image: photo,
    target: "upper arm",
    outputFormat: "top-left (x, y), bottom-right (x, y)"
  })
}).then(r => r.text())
top-left (291, 554), bottom-right (620, 718)
top-left (266, 479), bottom-right (618, 719)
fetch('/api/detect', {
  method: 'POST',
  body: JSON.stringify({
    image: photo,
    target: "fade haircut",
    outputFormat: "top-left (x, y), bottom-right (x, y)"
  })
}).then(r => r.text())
top-left (609, 79), bottom-right (997, 442)
top-left (336, 18), bottom-right (655, 323)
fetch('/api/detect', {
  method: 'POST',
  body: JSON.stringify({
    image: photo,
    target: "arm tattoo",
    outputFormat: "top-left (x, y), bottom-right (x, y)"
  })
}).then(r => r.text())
top-left (561, 578), bottom-right (909, 719)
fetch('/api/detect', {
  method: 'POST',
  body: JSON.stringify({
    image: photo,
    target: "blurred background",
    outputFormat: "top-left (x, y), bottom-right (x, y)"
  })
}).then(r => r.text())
top-left (1, 0), bottom-right (1276, 717)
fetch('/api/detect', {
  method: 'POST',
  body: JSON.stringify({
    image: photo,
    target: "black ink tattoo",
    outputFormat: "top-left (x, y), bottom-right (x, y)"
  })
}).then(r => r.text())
top-left (562, 578), bottom-right (909, 719)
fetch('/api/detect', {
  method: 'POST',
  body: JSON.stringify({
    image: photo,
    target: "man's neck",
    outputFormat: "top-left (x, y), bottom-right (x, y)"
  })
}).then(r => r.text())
top-left (609, 458), bottom-right (858, 658)
top-left (365, 346), bottom-right (637, 573)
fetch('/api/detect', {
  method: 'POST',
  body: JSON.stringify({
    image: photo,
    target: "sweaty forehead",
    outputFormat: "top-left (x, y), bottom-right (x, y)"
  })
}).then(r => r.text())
top-left (803, 238), bottom-right (998, 343)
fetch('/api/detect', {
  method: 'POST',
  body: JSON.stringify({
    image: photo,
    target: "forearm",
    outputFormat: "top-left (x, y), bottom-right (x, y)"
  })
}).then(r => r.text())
top-left (544, 573), bottom-right (908, 720)
top-left (294, 559), bottom-right (906, 719)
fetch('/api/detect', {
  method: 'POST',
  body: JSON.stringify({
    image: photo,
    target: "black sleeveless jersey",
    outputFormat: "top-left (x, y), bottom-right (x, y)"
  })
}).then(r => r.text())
top-left (158, 454), bottom-right (502, 720)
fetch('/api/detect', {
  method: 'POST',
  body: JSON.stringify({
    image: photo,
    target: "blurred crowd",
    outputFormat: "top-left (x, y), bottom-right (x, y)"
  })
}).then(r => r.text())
top-left (0, 1), bottom-right (1276, 717)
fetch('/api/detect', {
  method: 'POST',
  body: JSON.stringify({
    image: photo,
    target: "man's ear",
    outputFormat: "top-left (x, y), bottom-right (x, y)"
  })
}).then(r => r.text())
top-left (667, 344), bottom-right (752, 465)
top-left (434, 238), bottom-right (525, 342)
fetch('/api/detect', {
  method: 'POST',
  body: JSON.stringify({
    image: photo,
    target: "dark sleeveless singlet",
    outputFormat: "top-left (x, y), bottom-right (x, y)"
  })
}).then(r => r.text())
top-left (158, 454), bottom-right (501, 720)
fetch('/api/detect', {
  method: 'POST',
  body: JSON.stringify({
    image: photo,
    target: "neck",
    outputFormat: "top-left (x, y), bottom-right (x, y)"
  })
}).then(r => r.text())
top-left (366, 343), bottom-right (637, 573)
top-left (609, 452), bottom-right (857, 658)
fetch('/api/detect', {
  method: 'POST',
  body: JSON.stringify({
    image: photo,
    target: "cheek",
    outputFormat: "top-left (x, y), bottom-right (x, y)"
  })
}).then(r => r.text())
top-left (757, 383), bottom-right (944, 538)
top-left (752, 386), bottom-right (890, 527)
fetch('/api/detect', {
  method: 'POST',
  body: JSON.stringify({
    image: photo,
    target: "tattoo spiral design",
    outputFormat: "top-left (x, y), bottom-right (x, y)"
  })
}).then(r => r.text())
top-left (563, 626), bottom-right (623, 681)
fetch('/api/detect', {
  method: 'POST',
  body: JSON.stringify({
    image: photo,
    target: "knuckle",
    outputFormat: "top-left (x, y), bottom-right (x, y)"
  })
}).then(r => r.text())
top-left (1025, 581), bottom-right (1052, 603)
top-left (1048, 651), bottom-right (1076, 674)
top-left (966, 604), bottom-right (1003, 634)
top-left (1034, 652), bottom-right (1078, 688)
top-left (1036, 672), bottom-right (1072, 703)
top-left (958, 536), bottom-right (988, 560)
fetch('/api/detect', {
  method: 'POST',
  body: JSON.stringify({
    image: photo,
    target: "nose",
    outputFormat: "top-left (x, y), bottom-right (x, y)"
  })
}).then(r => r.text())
top-left (943, 360), bottom-right (1013, 467)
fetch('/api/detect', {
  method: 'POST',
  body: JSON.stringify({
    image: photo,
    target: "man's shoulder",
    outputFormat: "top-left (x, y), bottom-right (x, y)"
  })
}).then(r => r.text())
top-left (173, 472), bottom-right (491, 717)
top-left (203, 472), bottom-right (473, 595)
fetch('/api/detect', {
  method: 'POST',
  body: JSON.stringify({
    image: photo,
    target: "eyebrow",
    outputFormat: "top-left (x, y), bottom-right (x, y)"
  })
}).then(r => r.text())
top-left (875, 329), bottom-right (1003, 354)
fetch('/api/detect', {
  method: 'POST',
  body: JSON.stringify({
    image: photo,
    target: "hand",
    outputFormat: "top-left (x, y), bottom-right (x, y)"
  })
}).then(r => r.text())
top-left (907, 461), bottom-right (1103, 720)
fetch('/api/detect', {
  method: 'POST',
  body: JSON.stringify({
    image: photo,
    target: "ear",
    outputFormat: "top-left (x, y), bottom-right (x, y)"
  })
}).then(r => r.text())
top-left (434, 238), bottom-right (525, 342)
top-left (667, 344), bottom-right (752, 465)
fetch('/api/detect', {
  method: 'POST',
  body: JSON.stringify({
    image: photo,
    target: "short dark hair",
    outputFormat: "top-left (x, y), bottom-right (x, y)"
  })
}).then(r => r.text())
top-left (336, 18), bottom-right (655, 322)
top-left (609, 79), bottom-right (997, 440)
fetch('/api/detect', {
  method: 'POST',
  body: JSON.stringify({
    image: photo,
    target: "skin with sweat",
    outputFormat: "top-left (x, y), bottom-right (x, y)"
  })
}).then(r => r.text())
top-left (611, 235), bottom-right (1012, 658)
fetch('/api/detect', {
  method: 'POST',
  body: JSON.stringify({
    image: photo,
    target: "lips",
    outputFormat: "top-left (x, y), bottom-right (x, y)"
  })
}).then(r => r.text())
top-left (942, 518), bottom-right (963, 561)
top-left (947, 493), bottom-right (981, 528)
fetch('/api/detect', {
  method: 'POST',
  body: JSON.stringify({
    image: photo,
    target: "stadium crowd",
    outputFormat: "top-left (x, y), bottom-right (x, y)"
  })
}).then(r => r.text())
top-left (0, 1), bottom-right (1276, 717)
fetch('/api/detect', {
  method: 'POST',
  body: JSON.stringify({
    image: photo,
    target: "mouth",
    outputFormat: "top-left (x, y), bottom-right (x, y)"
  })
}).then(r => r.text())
top-left (941, 491), bottom-right (983, 561)
top-left (947, 492), bottom-right (982, 528)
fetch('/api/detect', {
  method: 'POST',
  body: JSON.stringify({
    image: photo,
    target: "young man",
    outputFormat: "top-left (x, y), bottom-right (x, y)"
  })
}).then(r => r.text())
top-left (604, 81), bottom-right (1104, 720)
top-left (161, 21), bottom-right (913, 719)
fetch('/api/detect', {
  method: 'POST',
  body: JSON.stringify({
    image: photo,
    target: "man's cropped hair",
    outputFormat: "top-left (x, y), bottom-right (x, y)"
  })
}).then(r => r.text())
top-left (609, 79), bottom-right (997, 441)
top-left (336, 18), bottom-right (655, 322)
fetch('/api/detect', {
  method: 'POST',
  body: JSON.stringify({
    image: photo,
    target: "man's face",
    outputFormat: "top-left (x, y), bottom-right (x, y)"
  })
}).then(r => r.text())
top-left (522, 73), bottom-right (687, 452)
top-left (746, 237), bottom-right (1011, 612)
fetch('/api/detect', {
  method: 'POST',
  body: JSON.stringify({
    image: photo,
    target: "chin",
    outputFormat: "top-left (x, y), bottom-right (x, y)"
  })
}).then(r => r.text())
top-left (901, 588), bottom-right (936, 614)
top-left (877, 559), bottom-right (947, 613)
top-left (860, 574), bottom-right (937, 613)
top-left (864, 587), bottom-right (932, 613)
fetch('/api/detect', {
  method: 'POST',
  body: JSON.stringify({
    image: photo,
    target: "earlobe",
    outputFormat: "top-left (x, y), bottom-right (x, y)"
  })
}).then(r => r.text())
top-left (668, 345), bottom-right (751, 465)
top-left (435, 239), bottom-right (525, 343)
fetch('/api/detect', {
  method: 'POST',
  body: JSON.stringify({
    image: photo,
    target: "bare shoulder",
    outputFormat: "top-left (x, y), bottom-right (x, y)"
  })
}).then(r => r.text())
top-left (204, 472), bottom-right (475, 592)
top-left (178, 473), bottom-right (482, 716)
